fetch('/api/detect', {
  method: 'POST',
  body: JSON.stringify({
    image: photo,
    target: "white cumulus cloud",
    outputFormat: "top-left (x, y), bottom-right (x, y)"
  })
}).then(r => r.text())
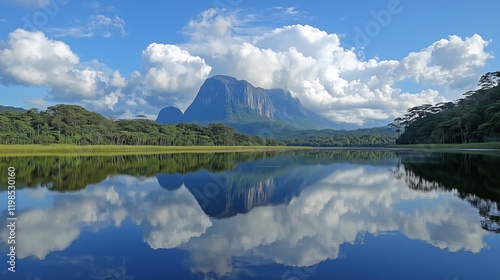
top-left (100, 43), bottom-right (213, 115)
top-left (397, 34), bottom-right (493, 87)
top-left (193, 13), bottom-right (494, 124)
top-left (0, 29), bottom-right (125, 103)
top-left (0, 9), bottom-right (494, 124)
top-left (174, 10), bottom-right (492, 125)
top-left (141, 43), bottom-right (211, 95)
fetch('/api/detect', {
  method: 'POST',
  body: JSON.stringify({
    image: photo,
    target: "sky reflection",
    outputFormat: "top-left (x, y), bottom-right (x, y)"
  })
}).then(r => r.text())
top-left (0, 158), bottom-right (492, 279)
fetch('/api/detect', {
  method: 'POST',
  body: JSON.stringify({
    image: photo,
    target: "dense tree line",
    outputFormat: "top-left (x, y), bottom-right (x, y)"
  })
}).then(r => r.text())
top-left (280, 134), bottom-right (395, 147)
top-left (278, 127), bottom-right (396, 147)
top-left (0, 103), bottom-right (399, 147)
top-left (393, 71), bottom-right (500, 144)
top-left (0, 104), bottom-right (283, 146)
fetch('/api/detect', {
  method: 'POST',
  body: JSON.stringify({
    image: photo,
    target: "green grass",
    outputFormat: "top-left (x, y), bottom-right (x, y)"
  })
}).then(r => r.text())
top-left (0, 144), bottom-right (310, 157)
top-left (387, 142), bottom-right (500, 150)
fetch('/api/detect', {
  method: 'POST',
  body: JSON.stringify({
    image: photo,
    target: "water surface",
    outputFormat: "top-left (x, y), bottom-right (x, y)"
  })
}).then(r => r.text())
top-left (1, 150), bottom-right (499, 280)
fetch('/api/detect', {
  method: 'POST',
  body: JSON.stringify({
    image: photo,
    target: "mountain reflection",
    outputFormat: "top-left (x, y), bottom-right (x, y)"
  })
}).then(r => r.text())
top-left (0, 149), bottom-right (396, 193)
top-left (0, 150), bottom-right (498, 278)
top-left (182, 165), bottom-right (487, 276)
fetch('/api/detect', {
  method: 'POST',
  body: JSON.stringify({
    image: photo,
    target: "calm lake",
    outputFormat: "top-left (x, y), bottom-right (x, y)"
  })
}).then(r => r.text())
top-left (1, 149), bottom-right (500, 280)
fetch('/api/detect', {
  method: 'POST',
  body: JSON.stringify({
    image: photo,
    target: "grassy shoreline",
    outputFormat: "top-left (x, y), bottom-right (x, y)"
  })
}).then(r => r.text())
top-left (1, 142), bottom-right (499, 157)
top-left (0, 144), bottom-right (310, 157)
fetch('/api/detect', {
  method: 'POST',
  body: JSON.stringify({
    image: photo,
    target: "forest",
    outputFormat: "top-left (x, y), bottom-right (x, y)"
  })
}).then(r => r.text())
top-left (278, 126), bottom-right (395, 147)
top-left (0, 103), bottom-right (398, 147)
top-left (393, 71), bottom-right (500, 144)
top-left (0, 104), bottom-right (282, 146)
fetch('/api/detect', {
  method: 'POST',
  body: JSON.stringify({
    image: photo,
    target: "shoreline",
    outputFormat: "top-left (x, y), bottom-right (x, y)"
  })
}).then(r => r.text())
top-left (1, 143), bottom-right (499, 157)
top-left (0, 144), bottom-right (310, 157)
top-left (386, 142), bottom-right (500, 150)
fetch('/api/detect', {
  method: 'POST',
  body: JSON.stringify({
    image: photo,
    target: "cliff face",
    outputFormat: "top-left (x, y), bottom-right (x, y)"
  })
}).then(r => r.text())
top-left (156, 75), bottom-right (337, 130)
top-left (183, 75), bottom-right (291, 124)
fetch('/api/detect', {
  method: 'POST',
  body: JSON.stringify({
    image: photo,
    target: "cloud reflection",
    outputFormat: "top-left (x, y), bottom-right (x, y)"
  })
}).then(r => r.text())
top-left (0, 164), bottom-right (489, 277)
top-left (0, 177), bottom-right (210, 260)
top-left (183, 166), bottom-right (486, 276)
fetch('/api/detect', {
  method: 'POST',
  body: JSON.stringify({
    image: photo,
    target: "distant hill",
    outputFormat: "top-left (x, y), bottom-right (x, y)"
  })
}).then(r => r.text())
top-left (0, 105), bottom-right (26, 113)
top-left (156, 75), bottom-right (353, 133)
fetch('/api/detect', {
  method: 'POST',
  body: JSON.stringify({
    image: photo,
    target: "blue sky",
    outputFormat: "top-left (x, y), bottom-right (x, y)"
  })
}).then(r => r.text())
top-left (0, 0), bottom-right (498, 126)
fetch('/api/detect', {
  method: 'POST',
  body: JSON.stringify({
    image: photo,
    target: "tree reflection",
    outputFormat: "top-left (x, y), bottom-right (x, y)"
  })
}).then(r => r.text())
top-left (2, 150), bottom-right (498, 278)
top-left (395, 152), bottom-right (500, 233)
top-left (0, 152), bottom-right (276, 192)
top-left (0, 149), bottom-right (397, 193)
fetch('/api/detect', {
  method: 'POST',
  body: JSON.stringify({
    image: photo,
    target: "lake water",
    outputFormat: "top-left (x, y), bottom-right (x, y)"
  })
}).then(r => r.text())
top-left (1, 149), bottom-right (499, 280)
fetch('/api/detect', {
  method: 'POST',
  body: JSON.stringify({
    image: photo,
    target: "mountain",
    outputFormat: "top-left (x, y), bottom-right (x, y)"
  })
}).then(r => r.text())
top-left (156, 75), bottom-right (345, 133)
top-left (156, 106), bottom-right (183, 124)
top-left (0, 105), bottom-right (26, 113)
